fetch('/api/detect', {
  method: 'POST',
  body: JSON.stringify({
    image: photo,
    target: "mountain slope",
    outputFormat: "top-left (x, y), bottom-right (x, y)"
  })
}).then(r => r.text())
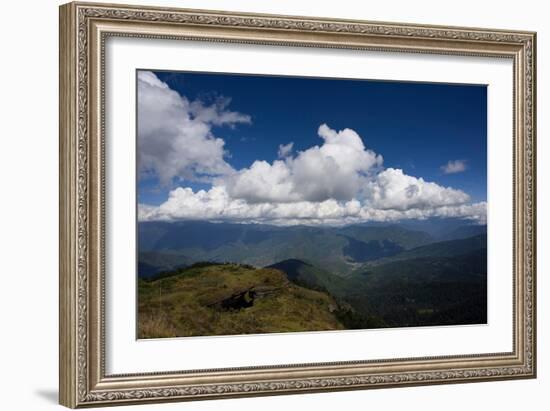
top-left (340, 235), bottom-right (404, 262)
top-left (364, 234), bottom-right (487, 266)
top-left (137, 221), bottom-right (439, 277)
top-left (344, 249), bottom-right (487, 327)
top-left (336, 225), bottom-right (433, 249)
top-left (438, 224), bottom-right (487, 241)
top-left (266, 259), bottom-right (347, 294)
top-left (138, 251), bottom-right (192, 278)
top-left (399, 218), bottom-right (486, 240)
top-left (138, 263), bottom-right (347, 338)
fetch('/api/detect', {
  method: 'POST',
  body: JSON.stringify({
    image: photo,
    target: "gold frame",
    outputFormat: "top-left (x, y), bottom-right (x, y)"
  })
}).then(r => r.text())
top-left (59, 1), bottom-right (537, 408)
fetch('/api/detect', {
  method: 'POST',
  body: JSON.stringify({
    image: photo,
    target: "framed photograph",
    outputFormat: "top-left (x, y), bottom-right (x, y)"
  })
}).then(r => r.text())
top-left (59, 2), bottom-right (537, 408)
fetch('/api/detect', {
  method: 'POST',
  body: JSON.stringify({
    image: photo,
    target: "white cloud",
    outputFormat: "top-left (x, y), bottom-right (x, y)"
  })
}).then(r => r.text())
top-left (138, 185), bottom-right (486, 225)
top-left (223, 124), bottom-right (383, 203)
top-left (139, 124), bottom-right (485, 225)
top-left (278, 142), bottom-right (294, 158)
top-left (441, 159), bottom-right (467, 174)
top-left (137, 71), bottom-right (250, 185)
top-left (137, 82), bottom-right (485, 226)
top-left (363, 168), bottom-right (470, 211)
top-left (218, 159), bottom-right (298, 204)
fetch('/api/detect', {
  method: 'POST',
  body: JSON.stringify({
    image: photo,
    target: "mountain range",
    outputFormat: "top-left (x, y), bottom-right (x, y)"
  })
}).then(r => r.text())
top-left (138, 219), bottom-right (486, 275)
top-left (137, 219), bottom-right (487, 334)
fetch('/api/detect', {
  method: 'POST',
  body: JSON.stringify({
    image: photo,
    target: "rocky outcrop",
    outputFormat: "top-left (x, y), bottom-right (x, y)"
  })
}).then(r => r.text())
top-left (206, 284), bottom-right (287, 311)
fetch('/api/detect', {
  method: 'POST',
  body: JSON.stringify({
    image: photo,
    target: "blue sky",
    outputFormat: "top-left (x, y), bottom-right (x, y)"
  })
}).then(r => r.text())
top-left (137, 70), bottom-right (487, 225)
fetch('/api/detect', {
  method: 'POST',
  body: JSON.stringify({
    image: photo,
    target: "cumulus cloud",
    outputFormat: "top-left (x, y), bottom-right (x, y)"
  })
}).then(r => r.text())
top-left (441, 159), bottom-right (467, 174)
top-left (136, 78), bottom-right (484, 226)
top-left (278, 142), bottom-right (294, 158)
top-left (222, 124), bottom-right (383, 204)
top-left (138, 185), bottom-right (486, 225)
top-left (364, 168), bottom-right (470, 211)
top-left (137, 71), bottom-right (250, 185)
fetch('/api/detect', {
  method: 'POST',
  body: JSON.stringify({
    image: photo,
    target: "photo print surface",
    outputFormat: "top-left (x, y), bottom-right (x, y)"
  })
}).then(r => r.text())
top-left (136, 70), bottom-right (488, 339)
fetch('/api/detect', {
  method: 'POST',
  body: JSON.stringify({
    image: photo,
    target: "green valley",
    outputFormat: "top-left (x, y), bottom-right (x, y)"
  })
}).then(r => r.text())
top-left (137, 220), bottom-right (488, 337)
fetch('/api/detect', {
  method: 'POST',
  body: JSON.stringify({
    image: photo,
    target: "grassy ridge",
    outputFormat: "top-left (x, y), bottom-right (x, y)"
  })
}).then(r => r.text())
top-left (138, 263), bottom-right (346, 338)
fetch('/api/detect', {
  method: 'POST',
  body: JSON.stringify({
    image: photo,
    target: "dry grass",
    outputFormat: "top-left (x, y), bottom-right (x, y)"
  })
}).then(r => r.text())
top-left (138, 311), bottom-right (177, 339)
top-left (137, 263), bottom-right (344, 338)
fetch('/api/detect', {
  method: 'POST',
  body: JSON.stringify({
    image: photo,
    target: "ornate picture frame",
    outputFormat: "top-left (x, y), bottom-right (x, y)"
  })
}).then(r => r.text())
top-left (59, 1), bottom-right (536, 408)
